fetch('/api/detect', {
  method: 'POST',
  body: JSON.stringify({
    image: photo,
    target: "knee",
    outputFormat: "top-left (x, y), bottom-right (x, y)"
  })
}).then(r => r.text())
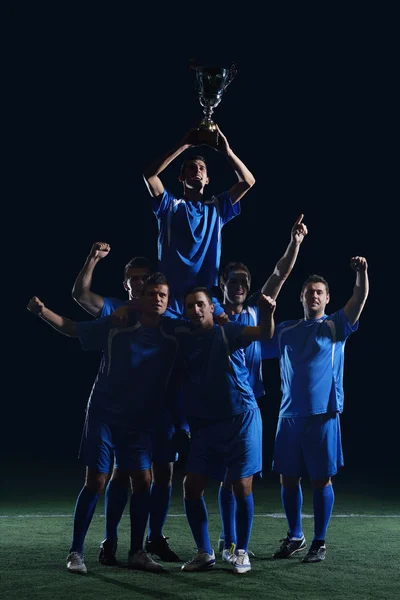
top-left (152, 462), bottom-right (173, 488)
top-left (311, 477), bottom-right (332, 489)
top-left (183, 474), bottom-right (205, 500)
top-left (232, 477), bottom-right (253, 499)
top-left (131, 470), bottom-right (152, 493)
top-left (280, 475), bottom-right (301, 488)
top-left (111, 469), bottom-right (131, 488)
top-left (85, 472), bottom-right (108, 495)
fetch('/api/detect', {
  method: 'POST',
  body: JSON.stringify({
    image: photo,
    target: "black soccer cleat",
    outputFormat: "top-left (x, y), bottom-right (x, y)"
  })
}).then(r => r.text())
top-left (272, 535), bottom-right (307, 558)
top-left (99, 538), bottom-right (118, 566)
top-left (145, 536), bottom-right (180, 562)
top-left (302, 541), bottom-right (326, 563)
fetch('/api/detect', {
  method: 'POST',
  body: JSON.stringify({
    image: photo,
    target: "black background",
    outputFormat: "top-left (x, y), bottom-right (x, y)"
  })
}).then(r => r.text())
top-left (4, 5), bottom-right (396, 475)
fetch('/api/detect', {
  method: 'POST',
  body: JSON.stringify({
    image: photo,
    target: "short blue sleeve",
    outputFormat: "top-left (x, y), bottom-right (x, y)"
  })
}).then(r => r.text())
top-left (216, 191), bottom-right (241, 225)
top-left (151, 189), bottom-right (175, 219)
top-left (77, 316), bottom-right (113, 351)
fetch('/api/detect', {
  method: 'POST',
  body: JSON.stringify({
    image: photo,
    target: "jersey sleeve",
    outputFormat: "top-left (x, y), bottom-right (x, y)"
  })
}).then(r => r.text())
top-left (216, 191), bottom-right (241, 225)
top-left (100, 297), bottom-right (125, 318)
top-left (151, 189), bottom-right (175, 219)
top-left (77, 316), bottom-right (113, 351)
top-left (329, 308), bottom-right (359, 340)
top-left (261, 325), bottom-right (281, 359)
top-left (223, 321), bottom-right (253, 351)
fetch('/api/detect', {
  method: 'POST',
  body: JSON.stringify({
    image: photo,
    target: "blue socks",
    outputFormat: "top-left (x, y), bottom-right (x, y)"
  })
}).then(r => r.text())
top-left (313, 484), bottom-right (334, 541)
top-left (281, 484), bottom-right (303, 539)
top-left (148, 483), bottom-right (172, 541)
top-left (130, 490), bottom-right (151, 554)
top-left (184, 497), bottom-right (212, 554)
top-left (70, 486), bottom-right (99, 554)
top-left (104, 478), bottom-right (129, 542)
top-left (235, 493), bottom-right (254, 551)
top-left (218, 485), bottom-right (236, 547)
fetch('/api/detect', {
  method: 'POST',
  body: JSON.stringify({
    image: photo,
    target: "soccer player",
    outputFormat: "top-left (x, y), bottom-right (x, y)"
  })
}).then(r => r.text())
top-left (72, 242), bottom-right (182, 564)
top-left (262, 256), bottom-right (369, 563)
top-left (175, 287), bottom-right (276, 574)
top-left (142, 126), bottom-right (255, 317)
top-left (27, 273), bottom-right (179, 574)
top-left (216, 214), bottom-right (308, 558)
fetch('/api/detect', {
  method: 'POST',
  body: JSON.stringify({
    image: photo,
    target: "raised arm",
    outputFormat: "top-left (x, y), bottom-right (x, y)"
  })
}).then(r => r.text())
top-left (213, 125), bottom-right (255, 205)
top-left (241, 294), bottom-right (276, 342)
top-left (27, 296), bottom-right (78, 337)
top-left (343, 256), bottom-right (369, 327)
top-left (262, 214), bottom-right (308, 299)
top-left (142, 129), bottom-right (199, 198)
top-left (72, 242), bottom-right (110, 316)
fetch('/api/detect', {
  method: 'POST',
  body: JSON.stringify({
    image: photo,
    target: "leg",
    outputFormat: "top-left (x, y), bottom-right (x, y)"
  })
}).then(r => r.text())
top-left (145, 461), bottom-right (180, 561)
top-left (67, 468), bottom-right (108, 574)
top-left (218, 481), bottom-right (236, 550)
top-left (301, 413), bottom-right (342, 563)
top-left (181, 472), bottom-right (215, 571)
top-left (99, 467), bottom-right (130, 565)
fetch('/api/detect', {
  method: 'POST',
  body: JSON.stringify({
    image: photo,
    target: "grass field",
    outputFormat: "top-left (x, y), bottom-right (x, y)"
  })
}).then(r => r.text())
top-left (1, 460), bottom-right (399, 600)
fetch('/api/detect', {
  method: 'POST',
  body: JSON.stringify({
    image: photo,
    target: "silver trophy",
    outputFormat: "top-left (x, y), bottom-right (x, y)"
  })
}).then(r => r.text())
top-left (189, 58), bottom-right (237, 146)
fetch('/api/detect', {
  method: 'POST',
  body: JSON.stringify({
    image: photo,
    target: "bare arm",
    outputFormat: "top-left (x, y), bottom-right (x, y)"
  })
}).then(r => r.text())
top-left (343, 257), bottom-right (369, 327)
top-left (241, 294), bottom-right (276, 341)
top-left (142, 129), bottom-right (198, 198)
top-left (262, 214), bottom-right (308, 299)
top-left (27, 296), bottom-right (78, 337)
top-left (214, 126), bottom-right (255, 205)
top-left (72, 242), bottom-right (110, 316)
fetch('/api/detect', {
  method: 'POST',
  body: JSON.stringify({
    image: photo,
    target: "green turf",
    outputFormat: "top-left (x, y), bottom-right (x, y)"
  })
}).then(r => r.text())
top-left (1, 461), bottom-right (399, 600)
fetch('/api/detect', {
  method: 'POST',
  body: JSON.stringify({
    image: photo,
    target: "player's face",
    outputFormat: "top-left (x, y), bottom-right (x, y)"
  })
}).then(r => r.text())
top-left (222, 270), bottom-right (250, 306)
top-left (180, 160), bottom-right (209, 191)
top-left (124, 267), bottom-right (151, 300)
top-left (301, 282), bottom-right (330, 319)
top-left (185, 292), bottom-right (214, 329)
top-left (141, 284), bottom-right (169, 316)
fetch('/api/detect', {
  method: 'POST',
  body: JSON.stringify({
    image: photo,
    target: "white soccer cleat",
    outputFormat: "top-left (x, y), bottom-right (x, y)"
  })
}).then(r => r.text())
top-left (128, 549), bottom-right (165, 572)
top-left (222, 542), bottom-right (236, 564)
top-left (233, 549), bottom-right (251, 574)
top-left (66, 551), bottom-right (87, 574)
top-left (181, 549), bottom-right (216, 571)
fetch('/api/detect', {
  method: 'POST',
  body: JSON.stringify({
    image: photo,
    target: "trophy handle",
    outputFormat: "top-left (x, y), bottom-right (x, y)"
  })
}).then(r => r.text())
top-left (226, 63), bottom-right (237, 87)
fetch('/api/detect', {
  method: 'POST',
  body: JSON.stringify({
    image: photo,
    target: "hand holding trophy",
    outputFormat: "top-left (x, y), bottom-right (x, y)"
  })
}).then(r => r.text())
top-left (189, 58), bottom-right (237, 148)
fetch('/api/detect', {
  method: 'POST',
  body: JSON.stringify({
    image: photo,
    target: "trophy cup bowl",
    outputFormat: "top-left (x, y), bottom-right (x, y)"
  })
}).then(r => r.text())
top-left (189, 59), bottom-right (237, 146)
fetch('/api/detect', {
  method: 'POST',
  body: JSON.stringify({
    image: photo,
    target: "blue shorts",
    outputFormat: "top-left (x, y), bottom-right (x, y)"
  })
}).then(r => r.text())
top-left (187, 408), bottom-right (262, 481)
top-left (80, 412), bottom-right (153, 473)
top-left (273, 413), bottom-right (344, 480)
top-left (152, 413), bottom-right (177, 464)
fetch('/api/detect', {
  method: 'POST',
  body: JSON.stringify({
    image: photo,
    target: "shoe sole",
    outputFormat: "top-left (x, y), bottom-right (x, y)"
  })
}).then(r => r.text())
top-left (233, 567), bottom-right (251, 574)
top-left (67, 566), bottom-right (87, 575)
top-left (302, 553), bottom-right (326, 563)
top-left (181, 560), bottom-right (216, 572)
top-left (128, 564), bottom-right (165, 573)
top-left (273, 543), bottom-right (307, 559)
top-left (147, 552), bottom-right (181, 562)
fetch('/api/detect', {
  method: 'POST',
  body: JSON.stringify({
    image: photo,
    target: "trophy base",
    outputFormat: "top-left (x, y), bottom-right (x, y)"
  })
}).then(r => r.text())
top-left (196, 127), bottom-right (219, 147)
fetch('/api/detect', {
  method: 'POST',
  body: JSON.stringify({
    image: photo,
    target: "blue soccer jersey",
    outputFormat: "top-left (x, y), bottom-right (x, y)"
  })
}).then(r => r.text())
top-left (261, 308), bottom-right (359, 417)
top-left (152, 189), bottom-right (240, 314)
top-left (171, 321), bottom-right (258, 421)
top-left (77, 315), bottom-right (179, 428)
top-left (228, 291), bottom-right (264, 399)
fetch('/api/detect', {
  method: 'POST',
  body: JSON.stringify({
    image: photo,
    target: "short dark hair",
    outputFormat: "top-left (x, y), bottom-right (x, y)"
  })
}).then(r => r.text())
top-left (219, 261), bottom-right (252, 288)
top-left (184, 285), bottom-right (213, 305)
top-left (180, 155), bottom-right (208, 178)
top-left (123, 256), bottom-right (152, 281)
top-left (141, 272), bottom-right (169, 295)
top-left (301, 274), bottom-right (330, 295)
